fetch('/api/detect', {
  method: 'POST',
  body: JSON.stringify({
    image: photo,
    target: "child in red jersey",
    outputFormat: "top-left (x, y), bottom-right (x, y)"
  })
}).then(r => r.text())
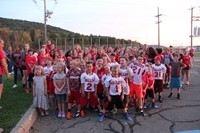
top-left (44, 57), bottom-right (55, 109)
top-left (143, 63), bottom-right (158, 109)
top-left (66, 60), bottom-right (82, 119)
top-left (25, 49), bottom-right (37, 93)
top-left (80, 61), bottom-right (102, 117)
top-left (37, 48), bottom-right (48, 67)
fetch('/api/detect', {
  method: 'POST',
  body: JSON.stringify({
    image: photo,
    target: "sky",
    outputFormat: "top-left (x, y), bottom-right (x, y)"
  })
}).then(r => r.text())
top-left (0, 0), bottom-right (200, 47)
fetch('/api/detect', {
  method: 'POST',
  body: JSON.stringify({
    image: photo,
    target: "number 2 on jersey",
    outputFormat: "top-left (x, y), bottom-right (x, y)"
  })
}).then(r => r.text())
top-left (86, 83), bottom-right (92, 90)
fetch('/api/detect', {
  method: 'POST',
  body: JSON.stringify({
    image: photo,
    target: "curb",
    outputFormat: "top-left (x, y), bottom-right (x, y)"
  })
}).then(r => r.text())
top-left (10, 104), bottom-right (38, 133)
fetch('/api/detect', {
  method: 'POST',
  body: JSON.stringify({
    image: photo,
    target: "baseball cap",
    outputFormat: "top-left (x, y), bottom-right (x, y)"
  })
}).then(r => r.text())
top-left (154, 55), bottom-right (161, 61)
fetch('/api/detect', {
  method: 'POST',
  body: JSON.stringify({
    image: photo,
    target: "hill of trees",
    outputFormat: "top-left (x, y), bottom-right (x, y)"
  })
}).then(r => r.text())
top-left (0, 17), bottom-right (142, 50)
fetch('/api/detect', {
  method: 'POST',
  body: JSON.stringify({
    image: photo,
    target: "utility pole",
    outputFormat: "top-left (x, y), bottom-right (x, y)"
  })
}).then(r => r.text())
top-left (190, 7), bottom-right (200, 48)
top-left (155, 7), bottom-right (162, 48)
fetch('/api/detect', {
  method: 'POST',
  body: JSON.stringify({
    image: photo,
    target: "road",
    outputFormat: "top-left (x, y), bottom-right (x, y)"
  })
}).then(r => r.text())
top-left (30, 61), bottom-right (200, 133)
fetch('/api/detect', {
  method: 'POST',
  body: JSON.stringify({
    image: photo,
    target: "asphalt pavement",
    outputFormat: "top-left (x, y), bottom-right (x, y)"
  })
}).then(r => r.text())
top-left (30, 61), bottom-right (200, 133)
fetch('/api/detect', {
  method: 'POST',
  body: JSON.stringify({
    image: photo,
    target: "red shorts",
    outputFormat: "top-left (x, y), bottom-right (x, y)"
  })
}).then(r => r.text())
top-left (129, 82), bottom-right (135, 98)
top-left (47, 79), bottom-right (55, 95)
top-left (68, 91), bottom-right (81, 104)
top-left (97, 83), bottom-right (103, 94)
top-left (131, 83), bottom-right (143, 99)
top-left (80, 92), bottom-right (99, 107)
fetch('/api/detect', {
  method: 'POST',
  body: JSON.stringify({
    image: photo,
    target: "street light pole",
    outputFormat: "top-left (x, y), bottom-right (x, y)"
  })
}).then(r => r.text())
top-left (44, 0), bottom-right (47, 43)
top-left (155, 7), bottom-right (162, 48)
top-left (190, 7), bottom-right (194, 48)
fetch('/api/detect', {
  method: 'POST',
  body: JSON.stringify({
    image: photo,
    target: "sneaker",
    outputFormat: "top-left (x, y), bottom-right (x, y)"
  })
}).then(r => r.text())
top-left (158, 96), bottom-right (163, 103)
top-left (74, 111), bottom-right (80, 118)
top-left (152, 103), bottom-right (158, 109)
top-left (177, 94), bottom-right (181, 99)
top-left (80, 110), bottom-right (85, 117)
top-left (139, 110), bottom-right (145, 117)
top-left (61, 111), bottom-right (65, 118)
top-left (45, 111), bottom-right (49, 116)
top-left (124, 112), bottom-right (133, 121)
top-left (186, 81), bottom-right (190, 85)
top-left (66, 112), bottom-right (71, 119)
top-left (98, 113), bottom-right (105, 122)
top-left (168, 93), bottom-right (173, 98)
top-left (12, 84), bottom-right (17, 88)
top-left (143, 103), bottom-right (147, 109)
top-left (58, 111), bottom-right (62, 118)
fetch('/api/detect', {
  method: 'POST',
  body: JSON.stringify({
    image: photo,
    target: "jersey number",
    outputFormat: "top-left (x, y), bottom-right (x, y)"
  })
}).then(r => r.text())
top-left (154, 71), bottom-right (161, 78)
top-left (86, 83), bottom-right (92, 90)
top-left (132, 66), bottom-right (141, 75)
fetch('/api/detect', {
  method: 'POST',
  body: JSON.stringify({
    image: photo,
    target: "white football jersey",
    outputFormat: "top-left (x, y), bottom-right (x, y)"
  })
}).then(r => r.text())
top-left (119, 67), bottom-right (133, 95)
top-left (101, 74), bottom-right (112, 85)
top-left (129, 62), bottom-right (148, 85)
top-left (152, 64), bottom-right (166, 80)
top-left (81, 72), bottom-right (99, 92)
top-left (109, 62), bottom-right (120, 67)
top-left (105, 76), bottom-right (126, 96)
top-left (44, 66), bottom-right (53, 77)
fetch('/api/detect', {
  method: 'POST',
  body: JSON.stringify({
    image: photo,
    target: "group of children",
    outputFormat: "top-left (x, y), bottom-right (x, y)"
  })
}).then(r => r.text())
top-left (27, 43), bottom-right (191, 122)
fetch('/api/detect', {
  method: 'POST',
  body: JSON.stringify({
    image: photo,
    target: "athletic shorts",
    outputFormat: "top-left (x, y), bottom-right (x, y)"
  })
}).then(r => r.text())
top-left (0, 75), bottom-right (2, 84)
top-left (131, 83), bottom-right (143, 99)
top-left (170, 77), bottom-right (181, 89)
top-left (123, 94), bottom-right (129, 104)
top-left (182, 66), bottom-right (190, 70)
top-left (80, 92), bottom-right (99, 107)
top-left (68, 91), bottom-right (81, 104)
top-left (129, 82), bottom-right (135, 98)
top-left (154, 80), bottom-right (164, 93)
top-left (145, 89), bottom-right (155, 99)
top-left (56, 94), bottom-right (66, 103)
top-left (104, 95), bottom-right (124, 110)
top-left (27, 73), bottom-right (34, 82)
top-left (21, 65), bottom-right (27, 70)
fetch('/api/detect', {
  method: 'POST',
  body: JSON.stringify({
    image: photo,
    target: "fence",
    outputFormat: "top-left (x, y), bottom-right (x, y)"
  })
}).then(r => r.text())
top-left (37, 37), bottom-right (142, 52)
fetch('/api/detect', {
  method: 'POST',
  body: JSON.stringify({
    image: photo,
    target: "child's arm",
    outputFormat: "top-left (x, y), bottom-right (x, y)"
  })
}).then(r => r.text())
top-left (127, 66), bottom-right (133, 81)
top-left (53, 80), bottom-right (60, 92)
top-left (44, 77), bottom-right (47, 96)
top-left (94, 84), bottom-right (98, 98)
top-left (81, 83), bottom-right (85, 96)
top-left (106, 87), bottom-right (111, 102)
top-left (59, 78), bottom-right (66, 91)
top-left (66, 78), bottom-right (71, 95)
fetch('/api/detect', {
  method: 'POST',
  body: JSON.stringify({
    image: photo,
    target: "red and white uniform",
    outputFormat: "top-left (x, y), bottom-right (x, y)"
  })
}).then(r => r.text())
top-left (105, 77), bottom-right (126, 96)
top-left (26, 55), bottom-right (37, 74)
top-left (81, 72), bottom-right (99, 92)
top-left (101, 74), bottom-right (112, 85)
top-left (129, 62), bottom-right (148, 85)
top-left (119, 66), bottom-right (133, 95)
top-left (152, 64), bottom-right (166, 80)
top-left (44, 66), bottom-right (54, 95)
top-left (95, 67), bottom-right (106, 94)
top-left (109, 62), bottom-right (119, 67)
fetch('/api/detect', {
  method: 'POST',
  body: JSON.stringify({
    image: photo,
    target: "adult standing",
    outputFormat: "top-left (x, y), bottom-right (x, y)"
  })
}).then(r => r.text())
top-left (0, 38), bottom-right (10, 99)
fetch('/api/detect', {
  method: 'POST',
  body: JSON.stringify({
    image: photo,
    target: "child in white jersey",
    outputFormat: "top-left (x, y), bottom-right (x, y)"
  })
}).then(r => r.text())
top-left (98, 65), bottom-right (132, 121)
top-left (119, 57), bottom-right (133, 114)
top-left (80, 61), bottom-right (102, 117)
top-left (152, 55), bottom-right (166, 103)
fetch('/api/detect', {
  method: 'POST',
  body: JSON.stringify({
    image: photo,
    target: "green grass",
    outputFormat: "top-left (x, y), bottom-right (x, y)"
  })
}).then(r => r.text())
top-left (0, 74), bottom-right (32, 133)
